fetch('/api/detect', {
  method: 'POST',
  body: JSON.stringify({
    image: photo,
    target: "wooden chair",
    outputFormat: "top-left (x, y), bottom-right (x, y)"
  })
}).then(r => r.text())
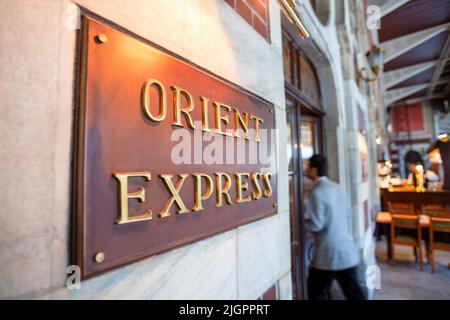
top-left (388, 201), bottom-right (415, 215)
top-left (421, 204), bottom-right (450, 217)
top-left (390, 214), bottom-right (423, 270)
top-left (428, 217), bottom-right (450, 273)
top-left (385, 202), bottom-right (417, 260)
top-left (421, 204), bottom-right (450, 267)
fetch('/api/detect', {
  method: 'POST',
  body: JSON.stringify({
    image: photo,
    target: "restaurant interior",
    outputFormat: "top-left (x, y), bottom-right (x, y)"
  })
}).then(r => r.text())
top-left (376, 134), bottom-right (450, 273)
top-left (370, 0), bottom-right (450, 299)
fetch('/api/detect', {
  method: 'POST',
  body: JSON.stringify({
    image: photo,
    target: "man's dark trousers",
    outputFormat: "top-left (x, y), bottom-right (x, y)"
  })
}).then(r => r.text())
top-left (307, 266), bottom-right (366, 300)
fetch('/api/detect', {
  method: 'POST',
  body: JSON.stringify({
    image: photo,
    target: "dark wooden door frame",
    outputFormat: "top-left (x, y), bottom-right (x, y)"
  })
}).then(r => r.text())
top-left (283, 26), bottom-right (326, 300)
top-left (286, 93), bottom-right (306, 300)
top-left (286, 90), bottom-right (325, 300)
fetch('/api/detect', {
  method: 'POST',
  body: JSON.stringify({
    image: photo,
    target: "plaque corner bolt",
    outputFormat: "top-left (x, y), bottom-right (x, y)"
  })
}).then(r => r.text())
top-left (273, 202), bottom-right (277, 208)
top-left (94, 252), bottom-right (105, 263)
top-left (96, 34), bottom-right (108, 44)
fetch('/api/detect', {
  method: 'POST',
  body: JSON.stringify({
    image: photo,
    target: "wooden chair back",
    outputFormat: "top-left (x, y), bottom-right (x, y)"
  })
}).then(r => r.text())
top-left (428, 217), bottom-right (450, 272)
top-left (391, 214), bottom-right (422, 245)
top-left (391, 214), bottom-right (420, 230)
top-left (388, 202), bottom-right (415, 215)
top-left (430, 217), bottom-right (450, 234)
top-left (421, 204), bottom-right (450, 217)
top-left (390, 214), bottom-right (423, 270)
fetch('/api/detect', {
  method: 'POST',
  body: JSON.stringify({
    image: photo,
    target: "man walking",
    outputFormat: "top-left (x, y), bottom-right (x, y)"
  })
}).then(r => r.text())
top-left (305, 154), bottom-right (366, 300)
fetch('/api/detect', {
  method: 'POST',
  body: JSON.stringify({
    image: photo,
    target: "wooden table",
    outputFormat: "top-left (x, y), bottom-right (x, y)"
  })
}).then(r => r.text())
top-left (376, 212), bottom-right (430, 226)
top-left (381, 188), bottom-right (450, 212)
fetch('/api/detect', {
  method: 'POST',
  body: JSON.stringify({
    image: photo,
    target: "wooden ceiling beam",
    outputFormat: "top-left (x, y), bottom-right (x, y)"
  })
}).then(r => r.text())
top-left (427, 32), bottom-right (450, 95)
top-left (383, 61), bottom-right (437, 89)
top-left (384, 84), bottom-right (429, 106)
top-left (380, 23), bottom-right (450, 63)
top-left (366, 0), bottom-right (411, 18)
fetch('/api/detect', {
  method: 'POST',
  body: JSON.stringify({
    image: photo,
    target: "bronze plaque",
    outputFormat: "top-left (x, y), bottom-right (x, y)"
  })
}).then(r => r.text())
top-left (75, 17), bottom-right (277, 278)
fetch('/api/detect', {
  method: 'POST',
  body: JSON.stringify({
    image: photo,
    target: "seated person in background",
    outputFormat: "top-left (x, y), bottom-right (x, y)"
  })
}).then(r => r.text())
top-left (407, 162), bottom-right (420, 188)
top-left (424, 169), bottom-right (439, 190)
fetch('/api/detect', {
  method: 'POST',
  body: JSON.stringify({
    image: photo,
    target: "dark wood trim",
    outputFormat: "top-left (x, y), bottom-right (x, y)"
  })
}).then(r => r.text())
top-left (295, 106), bottom-right (308, 300)
top-left (286, 92), bottom-right (309, 300)
top-left (390, 138), bottom-right (431, 145)
top-left (283, 27), bottom-right (327, 300)
top-left (285, 83), bottom-right (325, 116)
top-left (72, 16), bottom-right (89, 271)
top-left (285, 95), bottom-right (325, 300)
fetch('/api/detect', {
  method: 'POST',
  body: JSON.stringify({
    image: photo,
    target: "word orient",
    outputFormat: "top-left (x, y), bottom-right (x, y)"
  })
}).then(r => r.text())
top-left (113, 171), bottom-right (273, 224)
top-left (141, 78), bottom-right (266, 142)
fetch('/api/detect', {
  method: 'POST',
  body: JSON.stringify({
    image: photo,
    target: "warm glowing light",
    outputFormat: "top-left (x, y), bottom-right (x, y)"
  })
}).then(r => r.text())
top-left (429, 149), bottom-right (442, 164)
top-left (375, 136), bottom-right (382, 145)
top-left (437, 133), bottom-right (449, 142)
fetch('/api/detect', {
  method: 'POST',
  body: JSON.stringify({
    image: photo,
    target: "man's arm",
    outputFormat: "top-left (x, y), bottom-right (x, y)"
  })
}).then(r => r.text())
top-left (304, 192), bottom-right (328, 233)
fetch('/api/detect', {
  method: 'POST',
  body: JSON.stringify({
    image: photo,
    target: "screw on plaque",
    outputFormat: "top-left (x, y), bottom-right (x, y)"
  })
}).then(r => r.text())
top-left (94, 252), bottom-right (105, 263)
top-left (95, 34), bottom-right (108, 44)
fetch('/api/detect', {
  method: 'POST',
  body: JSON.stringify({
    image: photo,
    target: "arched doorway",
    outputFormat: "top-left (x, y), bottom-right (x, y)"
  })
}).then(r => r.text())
top-left (281, 0), bottom-right (344, 300)
top-left (309, 0), bottom-right (331, 25)
top-left (283, 31), bottom-right (326, 300)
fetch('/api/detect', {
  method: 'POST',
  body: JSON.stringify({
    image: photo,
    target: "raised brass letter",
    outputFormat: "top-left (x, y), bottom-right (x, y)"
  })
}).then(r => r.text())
top-left (112, 172), bottom-right (152, 224)
top-left (250, 114), bottom-right (264, 142)
top-left (213, 102), bottom-right (233, 137)
top-left (199, 96), bottom-right (211, 133)
top-left (235, 173), bottom-right (252, 203)
top-left (251, 172), bottom-right (262, 200)
top-left (159, 174), bottom-right (189, 217)
top-left (262, 172), bottom-right (273, 197)
top-left (141, 79), bottom-right (167, 122)
top-left (192, 173), bottom-right (214, 212)
top-left (171, 86), bottom-right (196, 129)
top-left (214, 172), bottom-right (233, 207)
top-left (233, 108), bottom-right (249, 139)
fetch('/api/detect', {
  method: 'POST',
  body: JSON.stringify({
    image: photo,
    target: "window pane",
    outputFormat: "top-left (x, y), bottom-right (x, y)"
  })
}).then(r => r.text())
top-left (289, 174), bottom-right (297, 236)
top-left (286, 107), bottom-right (294, 172)
top-left (300, 121), bottom-right (315, 160)
top-left (282, 37), bottom-right (292, 83)
top-left (299, 54), bottom-right (320, 107)
top-left (301, 121), bottom-right (316, 201)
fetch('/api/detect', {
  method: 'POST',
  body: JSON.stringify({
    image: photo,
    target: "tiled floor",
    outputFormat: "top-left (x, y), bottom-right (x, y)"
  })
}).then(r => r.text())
top-left (374, 237), bottom-right (450, 300)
